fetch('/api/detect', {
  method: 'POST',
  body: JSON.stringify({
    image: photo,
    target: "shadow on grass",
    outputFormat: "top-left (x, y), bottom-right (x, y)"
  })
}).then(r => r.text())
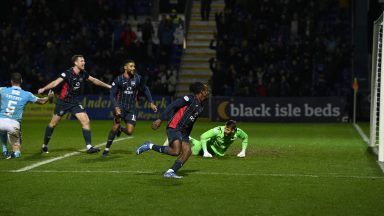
top-left (365, 146), bottom-right (383, 169)
top-left (178, 169), bottom-right (199, 176)
top-left (77, 150), bottom-right (132, 163)
top-left (108, 149), bottom-right (132, 155)
top-left (134, 169), bottom-right (199, 177)
top-left (136, 169), bottom-right (201, 186)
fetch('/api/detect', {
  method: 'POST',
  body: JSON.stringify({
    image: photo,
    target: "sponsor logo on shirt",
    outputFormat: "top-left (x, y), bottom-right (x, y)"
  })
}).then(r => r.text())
top-left (124, 87), bottom-right (133, 94)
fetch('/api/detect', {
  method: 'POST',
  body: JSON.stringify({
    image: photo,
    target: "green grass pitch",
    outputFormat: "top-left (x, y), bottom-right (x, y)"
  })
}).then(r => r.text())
top-left (0, 120), bottom-right (383, 216)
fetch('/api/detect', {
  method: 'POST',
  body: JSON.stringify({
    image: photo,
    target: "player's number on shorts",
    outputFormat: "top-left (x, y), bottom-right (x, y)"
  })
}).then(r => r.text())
top-left (132, 114), bottom-right (136, 121)
top-left (5, 100), bottom-right (17, 116)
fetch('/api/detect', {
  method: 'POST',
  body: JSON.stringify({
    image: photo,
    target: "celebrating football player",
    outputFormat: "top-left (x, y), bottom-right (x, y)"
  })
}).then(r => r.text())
top-left (136, 82), bottom-right (209, 178)
top-left (38, 54), bottom-right (111, 154)
top-left (102, 59), bottom-right (157, 156)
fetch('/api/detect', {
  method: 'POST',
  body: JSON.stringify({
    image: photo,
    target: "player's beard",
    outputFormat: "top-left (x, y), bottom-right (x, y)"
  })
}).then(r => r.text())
top-left (76, 65), bottom-right (85, 71)
top-left (127, 70), bottom-right (135, 76)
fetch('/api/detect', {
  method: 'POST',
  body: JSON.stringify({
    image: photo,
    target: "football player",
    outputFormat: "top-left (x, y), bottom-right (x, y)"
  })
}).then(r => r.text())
top-left (1, 73), bottom-right (53, 159)
top-left (38, 55), bottom-right (111, 154)
top-left (136, 82), bottom-right (209, 178)
top-left (102, 59), bottom-right (157, 156)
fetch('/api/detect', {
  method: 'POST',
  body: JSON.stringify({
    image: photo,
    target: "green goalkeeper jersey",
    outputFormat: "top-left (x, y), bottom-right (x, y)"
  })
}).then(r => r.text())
top-left (201, 126), bottom-right (248, 156)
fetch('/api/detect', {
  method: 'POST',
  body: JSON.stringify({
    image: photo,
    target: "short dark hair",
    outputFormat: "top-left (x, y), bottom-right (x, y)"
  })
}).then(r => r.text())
top-left (189, 82), bottom-right (207, 94)
top-left (225, 120), bottom-right (237, 130)
top-left (10, 73), bottom-right (22, 84)
top-left (71, 54), bottom-right (84, 64)
top-left (123, 59), bottom-right (135, 66)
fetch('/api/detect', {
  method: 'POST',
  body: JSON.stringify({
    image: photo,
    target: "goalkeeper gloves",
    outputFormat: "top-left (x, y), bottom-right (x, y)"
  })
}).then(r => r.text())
top-left (237, 150), bottom-right (246, 158)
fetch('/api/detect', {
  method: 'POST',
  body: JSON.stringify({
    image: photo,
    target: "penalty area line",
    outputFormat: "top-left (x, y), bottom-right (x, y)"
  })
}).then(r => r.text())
top-left (11, 137), bottom-right (133, 173)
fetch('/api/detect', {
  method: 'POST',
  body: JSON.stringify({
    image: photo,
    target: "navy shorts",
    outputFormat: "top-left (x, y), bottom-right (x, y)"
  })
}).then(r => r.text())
top-left (113, 110), bottom-right (137, 126)
top-left (54, 100), bottom-right (85, 117)
top-left (166, 128), bottom-right (190, 146)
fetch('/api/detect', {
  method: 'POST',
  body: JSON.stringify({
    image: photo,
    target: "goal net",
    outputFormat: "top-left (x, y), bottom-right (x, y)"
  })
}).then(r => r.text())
top-left (370, 12), bottom-right (384, 162)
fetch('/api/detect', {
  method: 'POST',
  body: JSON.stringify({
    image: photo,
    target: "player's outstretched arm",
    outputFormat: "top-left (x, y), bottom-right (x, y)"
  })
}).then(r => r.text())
top-left (36, 90), bottom-right (54, 105)
top-left (38, 77), bottom-right (64, 94)
top-left (140, 84), bottom-right (157, 112)
top-left (150, 102), bottom-right (158, 113)
top-left (200, 129), bottom-right (215, 158)
top-left (200, 127), bottom-right (221, 158)
top-left (88, 76), bottom-right (112, 89)
top-left (236, 128), bottom-right (248, 157)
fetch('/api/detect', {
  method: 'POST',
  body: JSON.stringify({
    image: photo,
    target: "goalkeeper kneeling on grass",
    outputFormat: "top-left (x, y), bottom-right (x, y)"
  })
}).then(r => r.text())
top-left (192, 120), bottom-right (248, 157)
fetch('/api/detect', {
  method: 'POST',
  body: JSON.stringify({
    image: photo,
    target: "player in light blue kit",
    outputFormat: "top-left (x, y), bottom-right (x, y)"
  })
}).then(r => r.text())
top-left (0, 73), bottom-right (53, 159)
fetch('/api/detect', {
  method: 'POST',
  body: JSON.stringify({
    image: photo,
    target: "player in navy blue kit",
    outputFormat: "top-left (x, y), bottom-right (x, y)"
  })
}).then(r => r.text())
top-left (102, 59), bottom-right (157, 156)
top-left (136, 82), bottom-right (209, 178)
top-left (38, 55), bottom-right (111, 154)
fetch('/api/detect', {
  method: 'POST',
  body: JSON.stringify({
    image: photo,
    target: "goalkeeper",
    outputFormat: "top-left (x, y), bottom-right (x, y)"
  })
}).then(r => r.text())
top-left (191, 120), bottom-right (248, 158)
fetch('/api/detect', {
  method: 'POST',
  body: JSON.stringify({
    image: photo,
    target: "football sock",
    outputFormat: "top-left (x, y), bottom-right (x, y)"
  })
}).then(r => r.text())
top-left (106, 130), bottom-right (117, 148)
top-left (82, 128), bottom-right (92, 146)
top-left (43, 126), bottom-right (55, 145)
top-left (151, 145), bottom-right (168, 154)
top-left (0, 132), bottom-right (6, 144)
top-left (170, 160), bottom-right (183, 172)
top-left (1, 132), bottom-right (7, 153)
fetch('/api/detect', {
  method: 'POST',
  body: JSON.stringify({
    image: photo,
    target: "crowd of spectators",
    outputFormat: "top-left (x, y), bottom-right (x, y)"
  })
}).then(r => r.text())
top-left (0, 0), bottom-right (183, 96)
top-left (210, 0), bottom-right (352, 97)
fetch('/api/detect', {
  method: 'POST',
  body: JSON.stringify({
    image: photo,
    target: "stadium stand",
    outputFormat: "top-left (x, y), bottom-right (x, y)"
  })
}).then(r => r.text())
top-left (210, 0), bottom-right (352, 97)
top-left (0, 0), bottom-right (180, 96)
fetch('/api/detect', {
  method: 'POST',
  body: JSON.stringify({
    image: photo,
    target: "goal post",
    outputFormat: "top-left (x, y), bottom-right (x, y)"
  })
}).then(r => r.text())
top-left (370, 12), bottom-right (384, 162)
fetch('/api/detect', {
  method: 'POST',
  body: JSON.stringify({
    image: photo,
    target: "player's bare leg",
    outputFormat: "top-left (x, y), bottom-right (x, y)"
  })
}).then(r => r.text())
top-left (165, 140), bottom-right (182, 156)
top-left (120, 123), bottom-right (135, 136)
top-left (163, 141), bottom-right (191, 178)
top-left (136, 138), bottom-right (182, 155)
top-left (7, 130), bottom-right (22, 159)
top-left (136, 139), bottom-right (185, 178)
top-left (179, 141), bottom-right (192, 162)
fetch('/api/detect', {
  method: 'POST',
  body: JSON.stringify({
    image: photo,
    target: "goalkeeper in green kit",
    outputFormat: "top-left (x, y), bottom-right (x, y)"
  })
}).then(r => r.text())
top-left (191, 120), bottom-right (248, 158)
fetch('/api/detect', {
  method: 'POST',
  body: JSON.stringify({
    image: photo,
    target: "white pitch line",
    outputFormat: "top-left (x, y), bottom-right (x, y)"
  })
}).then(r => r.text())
top-left (353, 123), bottom-right (370, 145)
top-left (7, 169), bottom-right (384, 180)
top-left (11, 137), bottom-right (133, 172)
